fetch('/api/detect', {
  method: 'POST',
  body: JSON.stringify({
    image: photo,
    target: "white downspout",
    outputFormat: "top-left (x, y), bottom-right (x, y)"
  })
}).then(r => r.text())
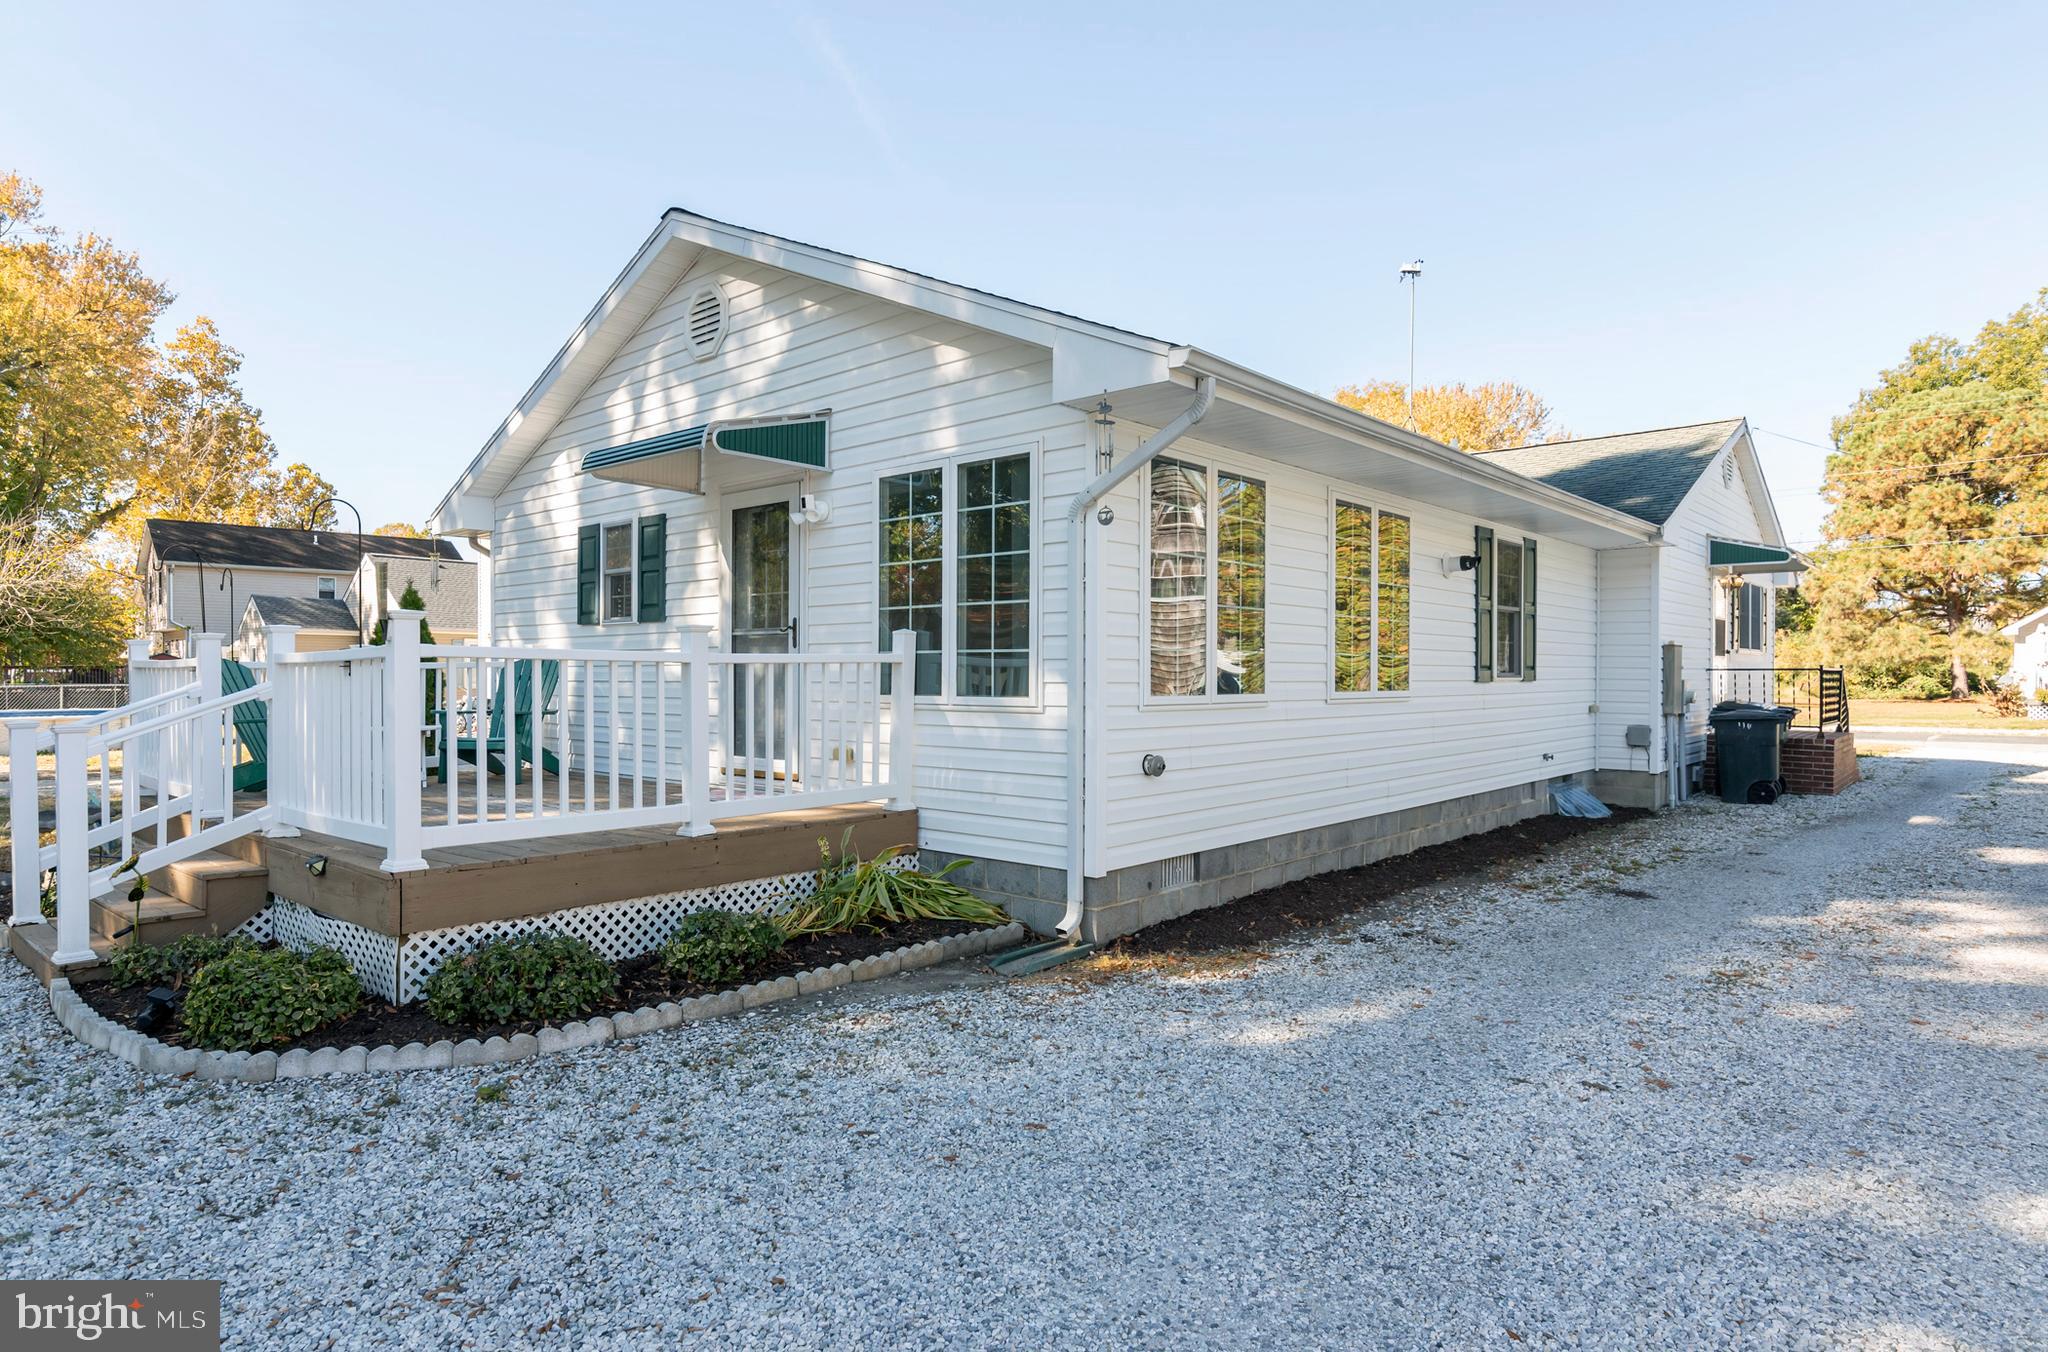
top-left (1058, 375), bottom-right (1216, 938)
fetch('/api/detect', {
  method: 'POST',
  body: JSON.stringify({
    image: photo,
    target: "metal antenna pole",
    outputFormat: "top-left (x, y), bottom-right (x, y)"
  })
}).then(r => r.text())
top-left (1398, 259), bottom-right (1423, 432)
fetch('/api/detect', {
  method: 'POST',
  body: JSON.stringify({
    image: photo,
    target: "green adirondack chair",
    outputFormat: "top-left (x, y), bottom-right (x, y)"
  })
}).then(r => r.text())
top-left (220, 658), bottom-right (268, 792)
top-left (437, 659), bottom-right (562, 783)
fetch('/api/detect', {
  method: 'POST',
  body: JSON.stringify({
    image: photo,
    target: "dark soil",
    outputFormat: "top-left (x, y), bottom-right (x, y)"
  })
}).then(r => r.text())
top-left (1104, 807), bottom-right (1651, 957)
top-left (78, 917), bottom-right (989, 1054)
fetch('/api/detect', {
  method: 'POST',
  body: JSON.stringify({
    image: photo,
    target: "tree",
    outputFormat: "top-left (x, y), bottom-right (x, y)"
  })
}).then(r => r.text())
top-left (1, 170), bottom-right (334, 663)
top-left (374, 521), bottom-right (423, 538)
top-left (1809, 290), bottom-right (2048, 698)
top-left (0, 519), bottom-right (131, 666)
top-left (370, 580), bottom-right (436, 647)
top-left (0, 172), bottom-right (171, 535)
top-left (1332, 379), bottom-right (1565, 451)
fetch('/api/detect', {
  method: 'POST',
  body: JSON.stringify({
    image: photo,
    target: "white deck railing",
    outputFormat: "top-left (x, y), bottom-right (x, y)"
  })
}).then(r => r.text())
top-left (12, 612), bottom-right (918, 966)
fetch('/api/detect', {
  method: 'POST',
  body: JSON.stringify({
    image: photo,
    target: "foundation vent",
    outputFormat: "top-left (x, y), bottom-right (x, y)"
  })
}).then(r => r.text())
top-left (1159, 853), bottom-right (1196, 890)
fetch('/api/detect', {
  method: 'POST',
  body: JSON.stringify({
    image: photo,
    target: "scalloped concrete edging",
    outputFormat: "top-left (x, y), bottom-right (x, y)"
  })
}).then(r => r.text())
top-left (46, 922), bottom-right (1028, 1082)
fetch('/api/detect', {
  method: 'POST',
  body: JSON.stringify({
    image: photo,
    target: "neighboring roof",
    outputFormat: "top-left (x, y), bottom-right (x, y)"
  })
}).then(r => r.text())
top-left (241, 595), bottom-right (359, 632)
top-left (2000, 603), bottom-right (2048, 639)
top-left (1469, 419), bottom-right (1747, 526)
top-left (145, 520), bottom-right (460, 571)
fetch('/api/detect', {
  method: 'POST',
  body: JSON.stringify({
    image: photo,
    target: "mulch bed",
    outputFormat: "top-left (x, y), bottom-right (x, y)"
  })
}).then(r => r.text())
top-left (76, 917), bottom-right (984, 1054)
top-left (1104, 808), bottom-right (1650, 957)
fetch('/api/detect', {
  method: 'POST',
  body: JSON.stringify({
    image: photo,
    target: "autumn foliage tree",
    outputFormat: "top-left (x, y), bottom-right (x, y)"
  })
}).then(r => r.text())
top-left (1333, 379), bottom-right (1564, 451)
top-left (1804, 289), bottom-right (2048, 698)
top-left (0, 170), bottom-right (334, 663)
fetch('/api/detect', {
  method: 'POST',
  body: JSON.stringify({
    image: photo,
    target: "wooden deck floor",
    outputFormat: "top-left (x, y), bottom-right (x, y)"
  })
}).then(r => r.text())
top-left (229, 772), bottom-right (914, 939)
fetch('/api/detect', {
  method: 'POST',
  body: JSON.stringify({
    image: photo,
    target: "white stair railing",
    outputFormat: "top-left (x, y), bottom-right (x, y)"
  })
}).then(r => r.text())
top-left (14, 629), bottom-right (287, 968)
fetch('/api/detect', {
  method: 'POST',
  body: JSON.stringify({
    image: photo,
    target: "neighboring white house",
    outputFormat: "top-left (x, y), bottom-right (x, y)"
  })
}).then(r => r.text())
top-left (427, 209), bottom-right (1802, 941)
top-left (2001, 604), bottom-right (2048, 700)
top-left (137, 520), bottom-right (472, 657)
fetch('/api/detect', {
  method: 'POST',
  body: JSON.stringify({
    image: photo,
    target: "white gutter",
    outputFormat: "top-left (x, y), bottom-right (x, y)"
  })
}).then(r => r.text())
top-left (1058, 374), bottom-right (1216, 938)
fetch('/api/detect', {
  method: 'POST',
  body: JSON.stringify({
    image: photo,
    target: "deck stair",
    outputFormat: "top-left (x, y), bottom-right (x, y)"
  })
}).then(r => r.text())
top-left (8, 847), bottom-right (271, 985)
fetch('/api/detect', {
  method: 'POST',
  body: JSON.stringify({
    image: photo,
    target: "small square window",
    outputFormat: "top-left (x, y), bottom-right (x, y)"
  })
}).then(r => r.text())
top-left (317, 576), bottom-right (336, 600)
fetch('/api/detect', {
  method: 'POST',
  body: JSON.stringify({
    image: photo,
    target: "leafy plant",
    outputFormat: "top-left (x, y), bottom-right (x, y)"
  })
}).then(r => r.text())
top-left (421, 933), bottom-right (617, 1027)
top-left (777, 831), bottom-right (1009, 937)
top-left (657, 910), bottom-right (785, 987)
top-left (180, 945), bottom-right (362, 1050)
top-left (475, 1081), bottom-right (508, 1105)
top-left (106, 932), bottom-right (255, 989)
top-left (1987, 683), bottom-right (2026, 718)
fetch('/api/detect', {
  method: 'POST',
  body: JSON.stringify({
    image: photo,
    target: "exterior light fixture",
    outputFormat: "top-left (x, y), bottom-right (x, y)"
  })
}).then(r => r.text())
top-left (306, 855), bottom-right (328, 877)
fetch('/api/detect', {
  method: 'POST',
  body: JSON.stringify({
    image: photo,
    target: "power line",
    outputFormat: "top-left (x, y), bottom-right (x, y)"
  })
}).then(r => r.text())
top-left (1786, 530), bottom-right (2048, 553)
top-left (1754, 428), bottom-right (1835, 452)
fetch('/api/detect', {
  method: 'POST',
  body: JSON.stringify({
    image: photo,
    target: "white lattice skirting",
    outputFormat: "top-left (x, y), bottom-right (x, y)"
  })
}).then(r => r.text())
top-left (234, 855), bottom-right (918, 1003)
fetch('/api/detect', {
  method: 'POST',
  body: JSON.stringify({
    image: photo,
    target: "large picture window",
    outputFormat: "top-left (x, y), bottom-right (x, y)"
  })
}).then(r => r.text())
top-left (1333, 500), bottom-right (1411, 694)
top-left (877, 451), bottom-right (1033, 700)
top-left (878, 468), bottom-right (944, 695)
top-left (1147, 459), bottom-right (1265, 698)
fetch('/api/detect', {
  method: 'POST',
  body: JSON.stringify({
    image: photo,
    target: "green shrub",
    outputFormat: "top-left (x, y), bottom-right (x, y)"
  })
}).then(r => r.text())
top-left (421, 933), bottom-right (617, 1026)
top-left (1898, 672), bottom-right (1951, 701)
top-left (106, 933), bottom-right (256, 989)
top-left (181, 946), bottom-right (362, 1050)
top-left (779, 832), bottom-right (1010, 937)
top-left (657, 910), bottom-right (785, 986)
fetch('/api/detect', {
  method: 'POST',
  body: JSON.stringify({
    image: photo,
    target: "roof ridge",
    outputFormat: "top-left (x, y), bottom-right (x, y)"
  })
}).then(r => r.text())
top-left (1476, 417), bottom-right (1744, 456)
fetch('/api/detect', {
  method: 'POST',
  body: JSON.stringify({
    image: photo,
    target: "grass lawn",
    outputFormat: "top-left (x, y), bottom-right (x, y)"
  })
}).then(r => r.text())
top-left (1851, 697), bottom-right (2037, 728)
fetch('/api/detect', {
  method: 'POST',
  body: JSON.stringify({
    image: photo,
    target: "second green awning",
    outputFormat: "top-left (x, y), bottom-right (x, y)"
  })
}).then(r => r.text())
top-left (581, 413), bottom-right (828, 490)
top-left (1709, 538), bottom-right (1805, 572)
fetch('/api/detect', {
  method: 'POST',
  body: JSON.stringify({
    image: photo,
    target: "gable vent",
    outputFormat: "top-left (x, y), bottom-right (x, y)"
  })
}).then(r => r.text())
top-left (1721, 453), bottom-right (1736, 488)
top-left (685, 284), bottom-right (727, 360)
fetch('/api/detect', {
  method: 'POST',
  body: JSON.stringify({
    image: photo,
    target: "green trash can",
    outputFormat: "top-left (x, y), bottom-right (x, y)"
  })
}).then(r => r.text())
top-left (1709, 702), bottom-right (1796, 804)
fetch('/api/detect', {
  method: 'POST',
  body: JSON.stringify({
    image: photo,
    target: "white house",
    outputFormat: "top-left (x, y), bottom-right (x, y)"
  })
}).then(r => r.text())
top-left (139, 520), bottom-right (472, 657)
top-left (426, 209), bottom-right (1806, 942)
top-left (2000, 604), bottom-right (2048, 700)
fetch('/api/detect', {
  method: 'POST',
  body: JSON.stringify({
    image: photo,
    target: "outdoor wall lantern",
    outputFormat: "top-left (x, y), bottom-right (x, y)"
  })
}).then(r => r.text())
top-left (306, 855), bottom-right (328, 877)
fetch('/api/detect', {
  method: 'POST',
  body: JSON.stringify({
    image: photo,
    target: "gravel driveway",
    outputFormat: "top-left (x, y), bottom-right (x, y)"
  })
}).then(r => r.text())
top-left (4, 748), bottom-right (2044, 1348)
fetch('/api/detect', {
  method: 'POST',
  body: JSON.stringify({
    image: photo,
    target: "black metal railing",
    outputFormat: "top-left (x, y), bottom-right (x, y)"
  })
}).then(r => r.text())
top-left (1710, 666), bottom-right (1849, 735)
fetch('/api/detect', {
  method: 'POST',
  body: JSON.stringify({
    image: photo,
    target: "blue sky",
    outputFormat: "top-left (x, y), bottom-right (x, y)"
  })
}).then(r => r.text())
top-left (5, 2), bottom-right (2044, 546)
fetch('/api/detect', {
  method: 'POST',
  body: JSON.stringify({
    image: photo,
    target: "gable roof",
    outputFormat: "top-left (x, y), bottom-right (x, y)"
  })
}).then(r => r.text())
top-left (1469, 420), bottom-right (1746, 526)
top-left (2001, 602), bottom-right (2048, 639)
top-left (241, 594), bottom-right (359, 631)
top-left (145, 519), bottom-right (460, 571)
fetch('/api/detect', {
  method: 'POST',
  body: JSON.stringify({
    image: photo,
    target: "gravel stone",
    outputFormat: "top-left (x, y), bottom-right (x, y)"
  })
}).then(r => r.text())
top-left (5, 748), bottom-right (2043, 1346)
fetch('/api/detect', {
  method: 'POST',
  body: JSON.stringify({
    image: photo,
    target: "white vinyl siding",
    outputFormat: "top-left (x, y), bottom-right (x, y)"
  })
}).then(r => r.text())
top-left (487, 258), bottom-right (1085, 868)
top-left (1098, 431), bottom-right (1599, 874)
top-left (1662, 440), bottom-right (1776, 766)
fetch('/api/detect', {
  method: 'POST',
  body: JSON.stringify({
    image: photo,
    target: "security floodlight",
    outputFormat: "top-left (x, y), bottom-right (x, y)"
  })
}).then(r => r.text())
top-left (1399, 260), bottom-right (1424, 281)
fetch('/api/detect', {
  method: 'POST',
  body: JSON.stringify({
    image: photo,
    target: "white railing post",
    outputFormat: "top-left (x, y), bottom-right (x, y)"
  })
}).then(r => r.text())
top-left (6, 718), bottom-right (43, 926)
top-left (49, 722), bottom-right (95, 965)
top-left (189, 632), bottom-right (224, 821)
top-left (888, 628), bottom-right (917, 810)
top-left (380, 609), bottom-right (428, 872)
top-left (124, 638), bottom-right (152, 705)
top-left (677, 629), bottom-right (717, 836)
top-left (262, 625), bottom-right (301, 837)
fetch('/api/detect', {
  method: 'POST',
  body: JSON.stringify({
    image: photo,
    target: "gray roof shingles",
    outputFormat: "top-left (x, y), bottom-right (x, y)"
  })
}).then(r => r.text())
top-left (242, 595), bottom-right (359, 631)
top-left (145, 519), bottom-right (460, 570)
top-left (1471, 419), bottom-right (1745, 525)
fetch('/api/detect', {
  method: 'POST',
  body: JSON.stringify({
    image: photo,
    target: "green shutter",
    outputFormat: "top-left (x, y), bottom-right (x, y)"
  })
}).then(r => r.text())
top-left (576, 524), bottom-right (600, 626)
top-left (1474, 525), bottom-right (1495, 683)
top-left (1522, 538), bottom-right (1538, 681)
top-left (637, 514), bottom-right (667, 622)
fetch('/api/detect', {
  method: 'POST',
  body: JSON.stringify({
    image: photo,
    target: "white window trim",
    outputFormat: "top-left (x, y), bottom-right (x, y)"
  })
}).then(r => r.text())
top-left (869, 440), bottom-right (1042, 710)
top-left (1325, 490), bottom-right (1413, 702)
top-left (316, 575), bottom-right (337, 600)
top-left (599, 518), bottom-right (637, 625)
top-left (1139, 457), bottom-right (1270, 707)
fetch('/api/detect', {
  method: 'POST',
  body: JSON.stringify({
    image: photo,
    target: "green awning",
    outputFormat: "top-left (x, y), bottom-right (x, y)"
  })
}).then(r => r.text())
top-left (710, 415), bottom-right (828, 468)
top-left (583, 424), bottom-right (708, 491)
top-left (581, 413), bottom-right (828, 490)
top-left (1709, 538), bottom-right (1805, 572)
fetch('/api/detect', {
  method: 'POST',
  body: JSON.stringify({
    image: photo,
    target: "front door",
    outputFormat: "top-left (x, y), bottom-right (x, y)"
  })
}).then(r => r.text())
top-left (726, 485), bottom-right (801, 773)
